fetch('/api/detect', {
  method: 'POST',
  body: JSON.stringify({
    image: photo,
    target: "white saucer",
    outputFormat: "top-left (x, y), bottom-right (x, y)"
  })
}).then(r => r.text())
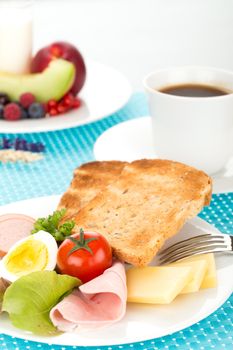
top-left (94, 116), bottom-right (233, 194)
top-left (0, 60), bottom-right (132, 133)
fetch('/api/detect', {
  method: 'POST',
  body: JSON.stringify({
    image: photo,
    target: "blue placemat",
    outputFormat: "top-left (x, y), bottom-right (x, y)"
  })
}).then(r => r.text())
top-left (0, 93), bottom-right (147, 205)
top-left (0, 92), bottom-right (232, 350)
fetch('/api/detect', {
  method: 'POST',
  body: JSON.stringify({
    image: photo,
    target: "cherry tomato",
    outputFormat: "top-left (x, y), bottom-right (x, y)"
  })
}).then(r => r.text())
top-left (57, 229), bottom-right (112, 283)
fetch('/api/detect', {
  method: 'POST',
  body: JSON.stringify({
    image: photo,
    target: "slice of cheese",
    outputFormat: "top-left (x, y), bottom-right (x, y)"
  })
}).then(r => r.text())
top-left (178, 253), bottom-right (217, 289)
top-left (126, 266), bottom-right (192, 304)
top-left (168, 259), bottom-right (207, 294)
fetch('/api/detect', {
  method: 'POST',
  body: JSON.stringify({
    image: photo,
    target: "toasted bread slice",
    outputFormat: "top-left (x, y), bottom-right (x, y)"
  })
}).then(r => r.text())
top-left (58, 161), bottom-right (127, 220)
top-left (74, 159), bottom-right (212, 266)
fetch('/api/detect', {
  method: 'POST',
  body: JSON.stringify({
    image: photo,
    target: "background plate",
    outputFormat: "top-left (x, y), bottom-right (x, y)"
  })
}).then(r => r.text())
top-left (0, 60), bottom-right (132, 133)
top-left (0, 195), bottom-right (232, 346)
top-left (94, 116), bottom-right (233, 194)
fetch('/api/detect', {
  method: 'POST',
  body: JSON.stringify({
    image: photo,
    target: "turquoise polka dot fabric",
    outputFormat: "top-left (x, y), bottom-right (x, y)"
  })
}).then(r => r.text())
top-left (0, 93), bottom-right (147, 206)
top-left (0, 93), bottom-right (232, 350)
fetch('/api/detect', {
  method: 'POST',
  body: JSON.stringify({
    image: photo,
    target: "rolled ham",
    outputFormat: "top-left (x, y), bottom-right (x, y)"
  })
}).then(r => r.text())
top-left (0, 214), bottom-right (35, 257)
top-left (0, 277), bottom-right (9, 312)
top-left (50, 261), bottom-right (127, 332)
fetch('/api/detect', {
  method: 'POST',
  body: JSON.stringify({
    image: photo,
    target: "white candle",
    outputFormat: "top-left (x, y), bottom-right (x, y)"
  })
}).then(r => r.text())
top-left (0, 0), bottom-right (33, 74)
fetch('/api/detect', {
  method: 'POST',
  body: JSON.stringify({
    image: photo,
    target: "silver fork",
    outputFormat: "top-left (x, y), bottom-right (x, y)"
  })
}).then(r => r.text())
top-left (158, 233), bottom-right (233, 265)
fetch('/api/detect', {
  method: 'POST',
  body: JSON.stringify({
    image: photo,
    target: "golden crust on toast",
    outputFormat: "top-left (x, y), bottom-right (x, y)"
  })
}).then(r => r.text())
top-left (73, 159), bottom-right (212, 266)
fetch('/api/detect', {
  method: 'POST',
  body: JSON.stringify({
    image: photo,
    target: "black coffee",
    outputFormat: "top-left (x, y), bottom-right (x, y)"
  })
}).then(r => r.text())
top-left (159, 84), bottom-right (229, 97)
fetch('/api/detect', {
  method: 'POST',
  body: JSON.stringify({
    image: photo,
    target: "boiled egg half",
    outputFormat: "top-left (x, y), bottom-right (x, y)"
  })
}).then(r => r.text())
top-left (0, 231), bottom-right (58, 282)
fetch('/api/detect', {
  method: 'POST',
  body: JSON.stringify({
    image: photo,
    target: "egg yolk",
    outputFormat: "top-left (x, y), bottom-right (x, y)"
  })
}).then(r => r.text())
top-left (4, 239), bottom-right (48, 277)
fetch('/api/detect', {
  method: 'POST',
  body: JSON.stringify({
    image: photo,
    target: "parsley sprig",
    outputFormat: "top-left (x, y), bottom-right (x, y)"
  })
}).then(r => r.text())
top-left (31, 209), bottom-right (75, 241)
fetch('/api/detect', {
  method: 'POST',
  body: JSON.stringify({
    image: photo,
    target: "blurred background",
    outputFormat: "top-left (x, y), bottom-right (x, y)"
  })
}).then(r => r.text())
top-left (35, 0), bottom-right (233, 89)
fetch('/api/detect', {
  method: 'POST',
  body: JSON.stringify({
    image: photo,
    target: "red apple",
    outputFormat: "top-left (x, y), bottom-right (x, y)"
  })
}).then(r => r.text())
top-left (31, 41), bottom-right (86, 95)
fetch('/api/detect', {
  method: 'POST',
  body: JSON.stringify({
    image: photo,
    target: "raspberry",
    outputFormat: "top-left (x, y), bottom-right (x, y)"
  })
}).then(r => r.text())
top-left (19, 93), bottom-right (36, 108)
top-left (3, 103), bottom-right (22, 121)
top-left (28, 103), bottom-right (46, 119)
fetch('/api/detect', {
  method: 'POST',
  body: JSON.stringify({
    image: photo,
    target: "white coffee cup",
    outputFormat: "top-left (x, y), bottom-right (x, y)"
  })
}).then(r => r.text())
top-left (143, 66), bottom-right (233, 175)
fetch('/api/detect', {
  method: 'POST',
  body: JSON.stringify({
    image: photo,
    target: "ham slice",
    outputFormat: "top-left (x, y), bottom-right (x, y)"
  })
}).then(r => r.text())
top-left (0, 214), bottom-right (35, 257)
top-left (0, 278), bottom-right (9, 312)
top-left (50, 261), bottom-right (127, 331)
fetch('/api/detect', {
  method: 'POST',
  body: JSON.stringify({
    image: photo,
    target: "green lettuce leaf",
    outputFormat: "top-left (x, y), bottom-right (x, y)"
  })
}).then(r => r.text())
top-left (2, 271), bottom-right (81, 335)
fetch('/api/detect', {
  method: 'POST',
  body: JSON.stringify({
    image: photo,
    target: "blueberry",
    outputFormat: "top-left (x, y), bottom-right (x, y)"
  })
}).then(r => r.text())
top-left (0, 93), bottom-right (10, 105)
top-left (21, 108), bottom-right (29, 119)
top-left (28, 103), bottom-right (46, 119)
top-left (0, 104), bottom-right (4, 119)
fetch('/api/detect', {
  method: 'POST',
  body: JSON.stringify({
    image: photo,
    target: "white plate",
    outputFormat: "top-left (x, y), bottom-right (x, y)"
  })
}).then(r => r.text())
top-left (0, 195), bottom-right (232, 346)
top-left (0, 60), bottom-right (132, 133)
top-left (94, 116), bottom-right (233, 194)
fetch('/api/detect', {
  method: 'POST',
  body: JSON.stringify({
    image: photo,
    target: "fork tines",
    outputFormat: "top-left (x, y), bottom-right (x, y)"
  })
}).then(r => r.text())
top-left (158, 233), bottom-right (232, 264)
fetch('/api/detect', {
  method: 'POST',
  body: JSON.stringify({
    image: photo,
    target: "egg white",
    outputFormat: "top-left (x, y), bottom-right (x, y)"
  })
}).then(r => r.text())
top-left (0, 230), bottom-right (58, 282)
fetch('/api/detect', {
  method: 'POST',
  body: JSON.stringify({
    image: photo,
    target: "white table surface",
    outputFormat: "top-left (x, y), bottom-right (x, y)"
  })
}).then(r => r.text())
top-left (34, 0), bottom-right (233, 90)
top-left (33, 0), bottom-right (233, 192)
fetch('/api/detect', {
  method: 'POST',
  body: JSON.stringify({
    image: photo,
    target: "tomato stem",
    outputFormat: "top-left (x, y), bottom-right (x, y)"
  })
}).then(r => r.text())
top-left (67, 228), bottom-right (97, 256)
top-left (80, 228), bottom-right (85, 245)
